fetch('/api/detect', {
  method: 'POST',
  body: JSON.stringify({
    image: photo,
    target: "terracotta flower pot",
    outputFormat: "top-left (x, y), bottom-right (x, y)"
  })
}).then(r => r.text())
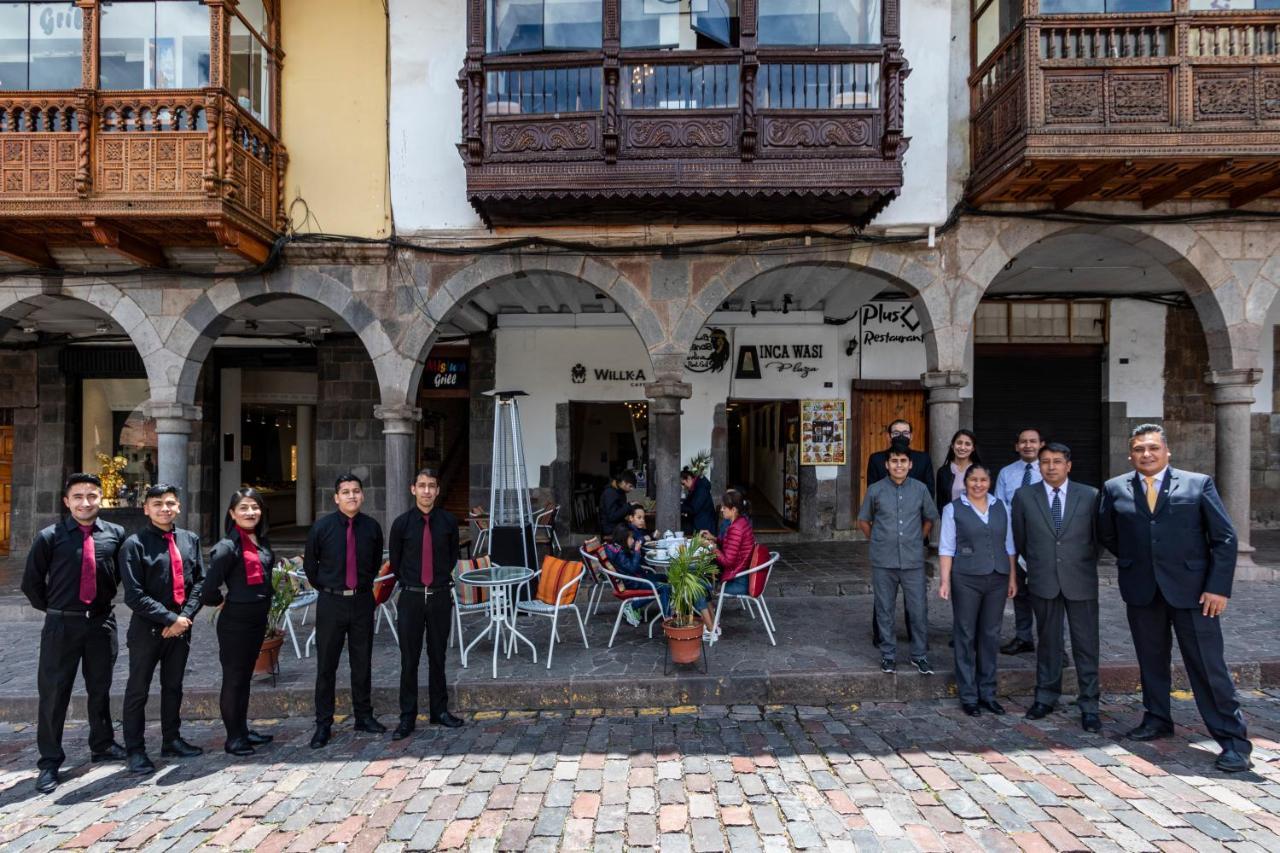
top-left (663, 619), bottom-right (704, 664)
top-left (254, 633), bottom-right (285, 676)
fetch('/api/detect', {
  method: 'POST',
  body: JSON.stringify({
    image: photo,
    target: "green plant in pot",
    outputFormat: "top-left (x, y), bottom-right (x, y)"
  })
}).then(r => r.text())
top-left (255, 559), bottom-right (301, 676)
top-left (686, 450), bottom-right (712, 480)
top-left (662, 542), bottom-right (716, 664)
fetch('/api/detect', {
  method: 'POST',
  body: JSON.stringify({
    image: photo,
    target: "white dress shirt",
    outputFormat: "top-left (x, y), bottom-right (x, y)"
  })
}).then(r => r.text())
top-left (996, 459), bottom-right (1042, 507)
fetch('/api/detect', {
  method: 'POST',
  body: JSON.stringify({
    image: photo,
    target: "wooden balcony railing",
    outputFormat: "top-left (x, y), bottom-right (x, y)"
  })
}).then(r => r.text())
top-left (0, 88), bottom-right (285, 267)
top-left (459, 44), bottom-right (909, 225)
top-left (969, 10), bottom-right (1280, 208)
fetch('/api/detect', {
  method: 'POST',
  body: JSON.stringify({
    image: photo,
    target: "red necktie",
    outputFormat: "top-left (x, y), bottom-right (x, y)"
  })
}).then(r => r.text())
top-left (238, 528), bottom-right (264, 585)
top-left (165, 531), bottom-right (186, 606)
top-left (345, 517), bottom-right (358, 589)
top-left (421, 513), bottom-right (434, 586)
top-left (78, 524), bottom-right (97, 605)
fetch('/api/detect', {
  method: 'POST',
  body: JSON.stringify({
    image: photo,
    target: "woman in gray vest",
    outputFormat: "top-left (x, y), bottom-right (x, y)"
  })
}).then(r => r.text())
top-left (938, 464), bottom-right (1017, 717)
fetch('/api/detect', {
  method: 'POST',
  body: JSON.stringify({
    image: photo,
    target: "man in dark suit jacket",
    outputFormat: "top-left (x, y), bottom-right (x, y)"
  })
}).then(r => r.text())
top-left (866, 420), bottom-right (935, 499)
top-left (1012, 442), bottom-right (1101, 733)
top-left (1098, 423), bottom-right (1250, 772)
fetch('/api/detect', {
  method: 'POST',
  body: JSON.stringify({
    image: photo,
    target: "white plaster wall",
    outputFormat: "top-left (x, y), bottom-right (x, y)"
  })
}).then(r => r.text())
top-left (1107, 299), bottom-right (1167, 418)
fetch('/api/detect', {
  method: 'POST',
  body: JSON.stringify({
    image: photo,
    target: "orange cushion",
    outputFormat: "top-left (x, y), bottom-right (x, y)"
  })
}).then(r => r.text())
top-left (453, 557), bottom-right (491, 605)
top-left (373, 561), bottom-right (396, 604)
top-left (536, 555), bottom-right (581, 606)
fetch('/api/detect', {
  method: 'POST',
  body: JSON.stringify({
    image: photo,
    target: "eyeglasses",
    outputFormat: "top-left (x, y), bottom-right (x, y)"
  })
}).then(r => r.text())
top-left (889, 430), bottom-right (911, 438)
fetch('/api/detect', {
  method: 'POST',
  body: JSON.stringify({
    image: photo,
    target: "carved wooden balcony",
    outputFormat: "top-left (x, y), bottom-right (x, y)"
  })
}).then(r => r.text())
top-left (969, 10), bottom-right (1280, 208)
top-left (0, 89), bottom-right (285, 268)
top-left (458, 46), bottom-right (910, 226)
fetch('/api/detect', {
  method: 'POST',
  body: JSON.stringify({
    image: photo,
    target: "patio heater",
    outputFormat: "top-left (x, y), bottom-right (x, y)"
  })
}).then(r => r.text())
top-left (485, 390), bottom-right (538, 583)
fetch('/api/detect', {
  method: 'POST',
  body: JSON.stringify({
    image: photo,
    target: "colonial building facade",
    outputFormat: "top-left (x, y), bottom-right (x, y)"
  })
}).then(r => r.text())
top-left (1, 1), bottom-right (1277, 566)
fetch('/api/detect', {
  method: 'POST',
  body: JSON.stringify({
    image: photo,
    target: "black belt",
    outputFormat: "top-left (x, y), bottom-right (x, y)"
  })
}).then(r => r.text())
top-left (401, 585), bottom-right (450, 595)
top-left (46, 607), bottom-right (111, 619)
top-left (317, 587), bottom-right (371, 597)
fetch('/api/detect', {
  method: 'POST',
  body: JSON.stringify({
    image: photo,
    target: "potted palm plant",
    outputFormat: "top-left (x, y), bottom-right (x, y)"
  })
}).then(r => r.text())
top-left (662, 542), bottom-right (716, 664)
top-left (254, 560), bottom-right (300, 676)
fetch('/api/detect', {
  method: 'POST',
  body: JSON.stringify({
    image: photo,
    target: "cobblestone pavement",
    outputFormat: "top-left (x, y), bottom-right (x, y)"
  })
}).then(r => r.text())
top-left (1, 693), bottom-right (1279, 852)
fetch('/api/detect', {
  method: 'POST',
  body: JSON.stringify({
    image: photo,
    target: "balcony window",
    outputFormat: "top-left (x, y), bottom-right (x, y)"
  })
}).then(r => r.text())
top-left (1189, 0), bottom-right (1280, 7)
top-left (756, 62), bottom-right (879, 109)
top-left (622, 62), bottom-right (738, 109)
top-left (973, 0), bottom-right (1021, 64)
top-left (485, 65), bottom-right (602, 114)
top-left (758, 0), bottom-right (880, 46)
top-left (99, 1), bottom-right (210, 91)
top-left (621, 0), bottom-right (737, 49)
top-left (230, 0), bottom-right (270, 125)
top-left (487, 0), bottom-right (602, 54)
top-left (1038, 0), bottom-right (1171, 12)
top-left (0, 2), bottom-right (82, 91)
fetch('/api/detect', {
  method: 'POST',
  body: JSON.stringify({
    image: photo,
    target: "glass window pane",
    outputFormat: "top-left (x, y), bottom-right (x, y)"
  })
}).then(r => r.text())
top-left (692, 0), bottom-right (734, 47)
top-left (545, 0), bottom-right (600, 50)
top-left (759, 0), bottom-right (819, 46)
top-left (820, 0), bottom-right (879, 45)
top-left (621, 0), bottom-right (677, 49)
top-left (237, 0), bottom-right (266, 37)
top-left (1039, 0), bottom-right (1104, 10)
top-left (156, 2), bottom-right (209, 89)
top-left (489, 0), bottom-right (542, 53)
top-left (1258, 0), bottom-right (1280, 8)
top-left (0, 4), bottom-right (30, 90)
top-left (100, 1), bottom-right (153, 90)
top-left (976, 4), bottom-right (999, 63)
top-left (230, 14), bottom-right (269, 123)
top-left (29, 2), bottom-right (81, 89)
top-left (1106, 0), bottom-right (1170, 9)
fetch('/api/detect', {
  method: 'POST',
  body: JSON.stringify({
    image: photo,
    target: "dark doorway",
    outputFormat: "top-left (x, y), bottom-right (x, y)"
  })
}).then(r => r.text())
top-left (727, 399), bottom-right (799, 532)
top-left (974, 345), bottom-right (1105, 488)
top-left (568, 401), bottom-right (648, 533)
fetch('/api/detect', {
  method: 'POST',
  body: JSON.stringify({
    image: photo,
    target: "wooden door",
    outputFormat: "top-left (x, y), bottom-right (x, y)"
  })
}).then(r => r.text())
top-left (0, 425), bottom-right (12, 556)
top-left (853, 383), bottom-right (927, 508)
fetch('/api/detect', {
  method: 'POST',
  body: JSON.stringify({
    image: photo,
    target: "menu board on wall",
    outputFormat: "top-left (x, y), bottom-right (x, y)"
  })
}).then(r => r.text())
top-left (783, 441), bottom-right (799, 524)
top-left (799, 399), bottom-right (846, 466)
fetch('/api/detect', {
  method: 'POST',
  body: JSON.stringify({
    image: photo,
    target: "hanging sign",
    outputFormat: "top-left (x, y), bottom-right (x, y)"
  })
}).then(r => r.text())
top-left (423, 356), bottom-right (468, 390)
top-left (800, 399), bottom-right (846, 466)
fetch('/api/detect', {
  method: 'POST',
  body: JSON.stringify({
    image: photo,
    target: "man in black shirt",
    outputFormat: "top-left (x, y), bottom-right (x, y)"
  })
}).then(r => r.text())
top-left (389, 467), bottom-right (464, 739)
top-left (119, 483), bottom-right (205, 774)
top-left (22, 473), bottom-right (128, 793)
top-left (599, 469), bottom-right (636, 536)
top-left (306, 473), bottom-right (385, 748)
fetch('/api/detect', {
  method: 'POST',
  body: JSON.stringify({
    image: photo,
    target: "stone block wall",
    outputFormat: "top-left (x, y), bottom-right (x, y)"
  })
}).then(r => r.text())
top-left (1161, 306), bottom-right (1215, 476)
top-left (315, 339), bottom-right (385, 522)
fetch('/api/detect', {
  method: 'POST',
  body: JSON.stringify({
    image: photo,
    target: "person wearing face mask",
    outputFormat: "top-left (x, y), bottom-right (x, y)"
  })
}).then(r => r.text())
top-left (23, 473), bottom-right (128, 794)
top-left (119, 483), bottom-right (205, 774)
top-left (1098, 423), bottom-right (1250, 773)
top-left (201, 488), bottom-right (276, 757)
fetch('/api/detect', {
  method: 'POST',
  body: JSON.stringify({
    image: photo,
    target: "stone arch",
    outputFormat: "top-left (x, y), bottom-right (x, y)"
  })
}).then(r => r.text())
top-left (0, 279), bottom-right (168, 394)
top-left (168, 267), bottom-right (413, 407)
top-left (403, 253), bottom-right (665, 391)
top-left (960, 220), bottom-right (1246, 372)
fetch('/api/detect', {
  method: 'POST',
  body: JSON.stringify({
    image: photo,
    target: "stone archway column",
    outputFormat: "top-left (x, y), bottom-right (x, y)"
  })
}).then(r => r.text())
top-left (922, 370), bottom-right (969, 472)
top-left (1205, 369), bottom-right (1263, 565)
top-left (148, 403), bottom-right (202, 502)
top-left (645, 370), bottom-right (692, 534)
top-left (375, 404), bottom-right (422, 533)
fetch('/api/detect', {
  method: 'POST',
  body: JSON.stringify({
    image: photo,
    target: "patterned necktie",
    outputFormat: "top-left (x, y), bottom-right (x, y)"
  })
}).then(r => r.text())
top-left (164, 531), bottom-right (186, 606)
top-left (1051, 488), bottom-right (1063, 534)
top-left (78, 524), bottom-right (97, 605)
top-left (1144, 476), bottom-right (1158, 513)
top-left (421, 513), bottom-right (434, 586)
top-left (345, 517), bottom-right (358, 589)
top-left (1021, 462), bottom-right (1033, 487)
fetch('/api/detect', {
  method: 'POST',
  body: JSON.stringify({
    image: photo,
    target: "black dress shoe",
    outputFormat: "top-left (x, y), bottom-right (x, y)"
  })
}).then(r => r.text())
top-left (224, 739), bottom-right (255, 757)
top-left (1024, 702), bottom-right (1055, 721)
top-left (979, 699), bottom-right (1006, 716)
top-left (430, 712), bottom-right (464, 728)
top-left (1000, 639), bottom-right (1035, 655)
top-left (961, 703), bottom-right (981, 717)
top-left (1126, 722), bottom-right (1174, 741)
top-left (310, 725), bottom-right (331, 749)
top-left (90, 742), bottom-right (127, 762)
top-left (392, 722), bottom-right (415, 740)
top-left (35, 768), bottom-right (59, 793)
top-left (1081, 713), bottom-right (1102, 734)
top-left (160, 738), bottom-right (203, 758)
top-left (353, 717), bottom-right (387, 734)
top-left (245, 730), bottom-right (273, 746)
top-left (1214, 749), bottom-right (1253, 773)
top-left (127, 752), bottom-right (156, 774)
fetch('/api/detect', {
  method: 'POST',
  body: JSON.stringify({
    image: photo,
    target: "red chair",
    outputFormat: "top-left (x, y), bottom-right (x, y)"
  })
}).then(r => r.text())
top-left (373, 561), bottom-right (399, 643)
top-left (596, 561), bottom-right (668, 648)
top-left (709, 547), bottom-right (780, 646)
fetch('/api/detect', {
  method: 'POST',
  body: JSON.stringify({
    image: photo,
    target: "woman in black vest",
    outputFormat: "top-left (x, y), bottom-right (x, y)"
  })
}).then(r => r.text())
top-left (938, 465), bottom-right (1017, 717)
top-left (201, 488), bottom-right (275, 755)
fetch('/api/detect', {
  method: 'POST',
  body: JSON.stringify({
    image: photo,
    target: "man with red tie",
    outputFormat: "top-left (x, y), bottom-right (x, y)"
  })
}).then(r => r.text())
top-left (119, 484), bottom-right (205, 774)
top-left (389, 468), bottom-right (463, 739)
top-left (23, 473), bottom-right (128, 793)
top-left (304, 473), bottom-right (385, 748)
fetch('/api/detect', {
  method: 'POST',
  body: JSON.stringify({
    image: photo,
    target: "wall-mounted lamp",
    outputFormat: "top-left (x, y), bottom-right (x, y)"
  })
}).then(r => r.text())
top-left (749, 301), bottom-right (757, 318)
top-left (782, 294), bottom-right (792, 315)
top-left (845, 339), bottom-right (857, 357)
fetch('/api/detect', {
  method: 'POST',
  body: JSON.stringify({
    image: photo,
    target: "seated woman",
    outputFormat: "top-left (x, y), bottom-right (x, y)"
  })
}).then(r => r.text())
top-left (702, 490), bottom-right (757, 641)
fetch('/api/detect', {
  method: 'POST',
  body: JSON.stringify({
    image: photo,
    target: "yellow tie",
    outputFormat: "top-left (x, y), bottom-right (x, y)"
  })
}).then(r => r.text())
top-left (1145, 476), bottom-right (1158, 512)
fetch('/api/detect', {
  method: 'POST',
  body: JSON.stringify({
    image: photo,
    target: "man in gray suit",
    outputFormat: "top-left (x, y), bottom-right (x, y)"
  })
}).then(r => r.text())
top-left (1011, 442), bottom-right (1101, 734)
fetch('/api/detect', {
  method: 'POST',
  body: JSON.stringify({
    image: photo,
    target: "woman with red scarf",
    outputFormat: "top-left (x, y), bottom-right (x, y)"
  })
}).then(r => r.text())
top-left (701, 490), bottom-right (756, 643)
top-left (200, 488), bottom-right (275, 756)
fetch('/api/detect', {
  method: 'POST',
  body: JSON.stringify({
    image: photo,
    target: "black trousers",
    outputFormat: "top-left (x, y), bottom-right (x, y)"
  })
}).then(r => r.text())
top-left (951, 571), bottom-right (1008, 705)
top-left (122, 615), bottom-right (191, 751)
top-left (1030, 593), bottom-right (1100, 714)
top-left (397, 588), bottom-right (453, 722)
top-left (1010, 564), bottom-right (1035, 643)
top-left (314, 591), bottom-right (375, 726)
top-left (217, 600), bottom-right (270, 741)
top-left (1127, 589), bottom-right (1251, 754)
top-left (36, 611), bottom-right (118, 770)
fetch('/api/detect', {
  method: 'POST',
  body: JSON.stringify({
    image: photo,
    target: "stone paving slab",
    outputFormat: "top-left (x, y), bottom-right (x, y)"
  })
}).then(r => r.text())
top-left (0, 570), bottom-right (1278, 720)
top-left (0, 693), bottom-right (1278, 851)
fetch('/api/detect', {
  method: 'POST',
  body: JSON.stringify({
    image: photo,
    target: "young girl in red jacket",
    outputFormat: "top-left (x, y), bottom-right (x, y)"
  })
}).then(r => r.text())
top-left (700, 489), bottom-right (757, 642)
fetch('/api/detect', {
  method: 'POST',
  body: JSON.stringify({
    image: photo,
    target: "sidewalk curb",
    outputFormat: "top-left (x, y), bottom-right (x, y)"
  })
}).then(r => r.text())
top-left (4, 658), bottom-right (1277, 723)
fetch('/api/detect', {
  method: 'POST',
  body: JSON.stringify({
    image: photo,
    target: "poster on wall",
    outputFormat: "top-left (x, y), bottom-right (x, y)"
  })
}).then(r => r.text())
top-left (800, 399), bottom-right (846, 466)
top-left (783, 441), bottom-right (799, 524)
